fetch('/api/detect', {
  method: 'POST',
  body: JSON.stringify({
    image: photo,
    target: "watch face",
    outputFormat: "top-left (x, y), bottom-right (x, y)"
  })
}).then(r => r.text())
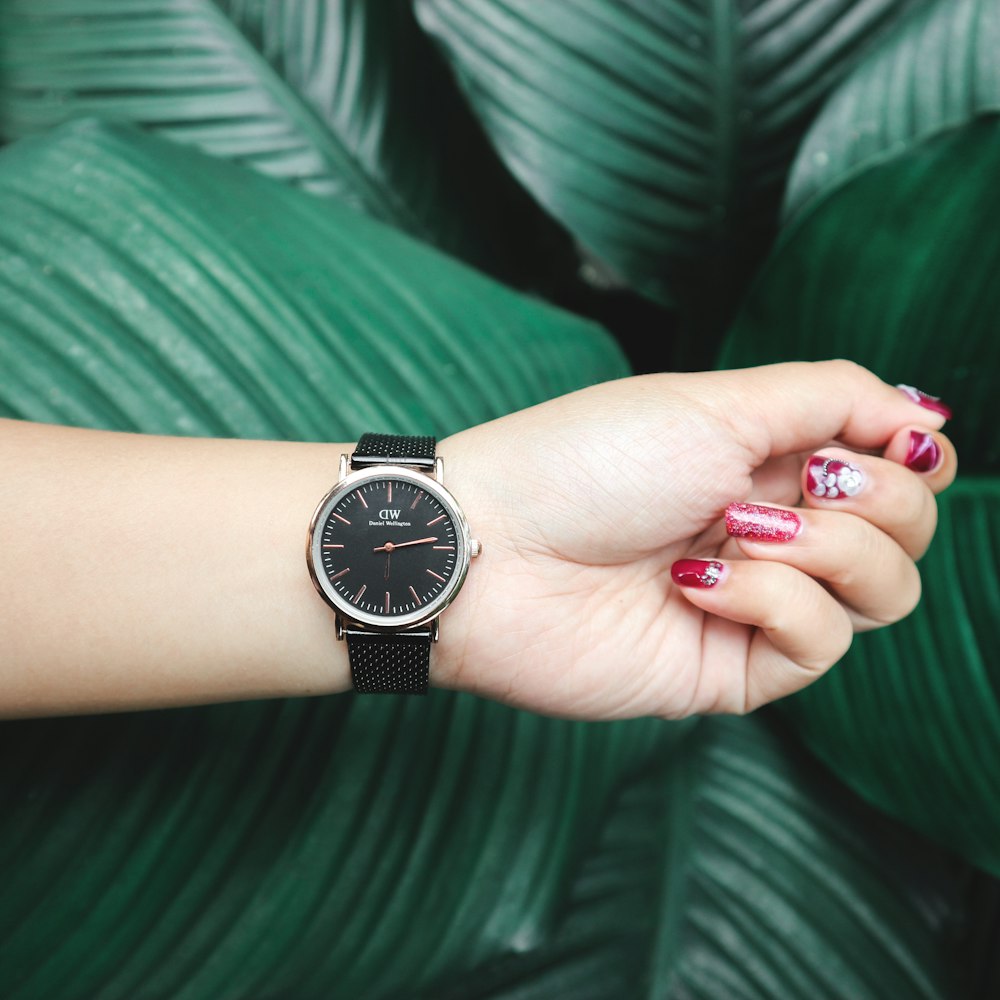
top-left (308, 470), bottom-right (468, 628)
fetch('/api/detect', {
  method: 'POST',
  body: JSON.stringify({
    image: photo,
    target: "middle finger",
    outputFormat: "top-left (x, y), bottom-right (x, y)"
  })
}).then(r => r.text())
top-left (723, 501), bottom-right (922, 630)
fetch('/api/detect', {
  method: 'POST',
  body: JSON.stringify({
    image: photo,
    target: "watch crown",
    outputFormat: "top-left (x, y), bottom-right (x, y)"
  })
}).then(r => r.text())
top-left (470, 538), bottom-right (482, 558)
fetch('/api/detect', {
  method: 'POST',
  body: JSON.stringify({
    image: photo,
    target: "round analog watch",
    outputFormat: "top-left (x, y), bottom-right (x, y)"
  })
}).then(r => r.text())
top-left (307, 434), bottom-right (480, 694)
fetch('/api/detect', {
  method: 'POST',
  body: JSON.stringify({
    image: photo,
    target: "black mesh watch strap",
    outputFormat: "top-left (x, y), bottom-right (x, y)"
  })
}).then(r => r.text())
top-left (345, 433), bottom-right (437, 695)
top-left (351, 433), bottom-right (436, 469)
top-left (346, 629), bottom-right (431, 695)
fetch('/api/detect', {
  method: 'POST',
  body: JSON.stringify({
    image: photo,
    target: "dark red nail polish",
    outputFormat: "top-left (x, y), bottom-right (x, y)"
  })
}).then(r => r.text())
top-left (905, 430), bottom-right (942, 473)
top-left (806, 456), bottom-right (865, 500)
top-left (897, 384), bottom-right (953, 420)
top-left (725, 502), bottom-right (801, 542)
top-left (671, 559), bottom-right (726, 588)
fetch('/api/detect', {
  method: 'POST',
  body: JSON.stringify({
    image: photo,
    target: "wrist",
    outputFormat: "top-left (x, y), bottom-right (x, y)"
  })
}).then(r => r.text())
top-left (427, 425), bottom-right (513, 695)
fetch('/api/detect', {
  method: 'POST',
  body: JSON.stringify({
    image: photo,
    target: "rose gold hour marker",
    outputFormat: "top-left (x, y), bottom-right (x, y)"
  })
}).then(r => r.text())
top-left (387, 481), bottom-right (392, 503)
top-left (426, 569), bottom-right (446, 583)
top-left (356, 490), bottom-right (368, 508)
top-left (353, 584), bottom-right (366, 604)
top-left (432, 545), bottom-right (454, 551)
top-left (330, 568), bottom-right (350, 581)
top-left (384, 591), bottom-right (391, 613)
top-left (333, 513), bottom-right (351, 525)
top-left (322, 544), bottom-right (345, 549)
top-left (410, 490), bottom-right (424, 510)
top-left (409, 586), bottom-right (422, 606)
top-left (427, 514), bottom-right (446, 526)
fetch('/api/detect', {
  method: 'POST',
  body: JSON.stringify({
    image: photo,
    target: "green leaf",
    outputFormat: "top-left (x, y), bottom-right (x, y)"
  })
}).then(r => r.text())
top-left (724, 117), bottom-right (1000, 469)
top-left (0, 120), bottom-right (682, 997)
top-left (776, 481), bottom-right (1000, 877)
top-left (415, 0), bottom-right (930, 348)
top-left (0, 117), bottom-right (625, 437)
top-left (426, 715), bottom-right (978, 999)
top-left (786, 0), bottom-right (1000, 222)
top-left (719, 121), bottom-right (1000, 872)
top-left (756, 0), bottom-right (1000, 464)
top-left (0, 700), bottom-right (683, 998)
top-left (0, 0), bottom-right (572, 282)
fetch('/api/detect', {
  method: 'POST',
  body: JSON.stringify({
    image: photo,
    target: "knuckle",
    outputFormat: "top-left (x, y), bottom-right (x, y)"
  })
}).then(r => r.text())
top-left (865, 563), bottom-right (922, 627)
top-left (801, 602), bottom-right (853, 671)
top-left (895, 564), bottom-right (923, 622)
top-left (897, 478), bottom-right (936, 537)
top-left (827, 358), bottom-right (867, 384)
top-left (832, 613), bottom-right (854, 660)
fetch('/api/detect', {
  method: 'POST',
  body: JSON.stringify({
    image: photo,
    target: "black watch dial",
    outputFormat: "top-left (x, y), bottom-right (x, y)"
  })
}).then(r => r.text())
top-left (317, 477), bottom-right (459, 619)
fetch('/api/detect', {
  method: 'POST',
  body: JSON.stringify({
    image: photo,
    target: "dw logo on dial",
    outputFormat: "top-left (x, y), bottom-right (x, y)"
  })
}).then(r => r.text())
top-left (379, 509), bottom-right (402, 520)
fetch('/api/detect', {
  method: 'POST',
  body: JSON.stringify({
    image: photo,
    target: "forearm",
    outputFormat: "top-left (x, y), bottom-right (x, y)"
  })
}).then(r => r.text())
top-left (0, 420), bottom-right (385, 716)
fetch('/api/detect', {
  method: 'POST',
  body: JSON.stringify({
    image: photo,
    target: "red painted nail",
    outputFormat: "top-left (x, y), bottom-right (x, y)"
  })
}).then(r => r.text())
top-left (725, 502), bottom-right (801, 542)
top-left (896, 384), bottom-right (953, 420)
top-left (905, 430), bottom-right (942, 473)
top-left (671, 559), bottom-right (726, 588)
top-left (806, 456), bottom-right (865, 500)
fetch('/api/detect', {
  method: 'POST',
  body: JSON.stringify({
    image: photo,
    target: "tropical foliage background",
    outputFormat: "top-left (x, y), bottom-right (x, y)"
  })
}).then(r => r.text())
top-left (1, 1), bottom-right (999, 996)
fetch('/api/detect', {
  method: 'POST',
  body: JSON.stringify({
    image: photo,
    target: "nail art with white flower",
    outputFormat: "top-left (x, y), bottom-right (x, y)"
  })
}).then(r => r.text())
top-left (806, 457), bottom-right (865, 500)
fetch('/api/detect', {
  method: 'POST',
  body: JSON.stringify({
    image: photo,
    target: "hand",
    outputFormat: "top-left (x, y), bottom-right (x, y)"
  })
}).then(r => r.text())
top-left (437, 361), bottom-right (957, 720)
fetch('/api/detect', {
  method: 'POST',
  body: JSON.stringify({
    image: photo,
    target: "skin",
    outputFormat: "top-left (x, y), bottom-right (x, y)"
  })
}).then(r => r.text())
top-left (0, 360), bottom-right (955, 720)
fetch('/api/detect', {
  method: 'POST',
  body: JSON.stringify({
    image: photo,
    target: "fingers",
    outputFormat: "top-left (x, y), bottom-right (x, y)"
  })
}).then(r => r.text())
top-left (669, 423), bottom-right (956, 712)
top-left (725, 502), bottom-right (921, 628)
top-left (696, 360), bottom-right (952, 461)
top-left (800, 431), bottom-right (954, 559)
top-left (669, 558), bottom-right (853, 712)
top-left (883, 426), bottom-right (957, 492)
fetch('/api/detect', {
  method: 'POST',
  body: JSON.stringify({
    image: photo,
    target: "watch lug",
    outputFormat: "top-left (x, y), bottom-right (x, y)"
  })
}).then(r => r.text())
top-left (335, 615), bottom-right (345, 641)
top-left (434, 456), bottom-right (444, 484)
top-left (338, 453), bottom-right (349, 482)
top-left (430, 618), bottom-right (440, 643)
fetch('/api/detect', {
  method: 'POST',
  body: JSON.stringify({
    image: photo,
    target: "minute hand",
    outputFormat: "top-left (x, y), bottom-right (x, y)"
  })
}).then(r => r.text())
top-left (373, 536), bottom-right (438, 553)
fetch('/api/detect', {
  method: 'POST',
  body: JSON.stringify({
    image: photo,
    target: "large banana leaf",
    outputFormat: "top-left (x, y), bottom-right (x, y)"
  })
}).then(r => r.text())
top-left (776, 481), bottom-right (1000, 876)
top-left (719, 118), bottom-right (1000, 872)
top-left (0, 118), bottom-right (624, 437)
top-left (772, 0), bottom-right (1000, 468)
top-left (415, 0), bottom-right (930, 351)
top-left (725, 120), bottom-right (1000, 469)
top-left (0, 120), bottom-right (684, 997)
top-left (786, 0), bottom-right (1000, 221)
top-left (427, 715), bottom-right (979, 999)
top-left (0, 0), bottom-right (572, 284)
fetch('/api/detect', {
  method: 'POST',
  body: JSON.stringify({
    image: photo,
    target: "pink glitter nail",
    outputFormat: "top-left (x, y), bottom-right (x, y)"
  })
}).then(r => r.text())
top-left (725, 502), bottom-right (801, 542)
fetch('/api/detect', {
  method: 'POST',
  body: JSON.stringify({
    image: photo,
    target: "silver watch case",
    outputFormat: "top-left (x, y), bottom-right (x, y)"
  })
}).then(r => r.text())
top-left (306, 461), bottom-right (472, 633)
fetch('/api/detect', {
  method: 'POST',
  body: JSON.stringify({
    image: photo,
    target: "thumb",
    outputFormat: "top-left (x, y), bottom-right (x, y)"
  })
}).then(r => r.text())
top-left (699, 360), bottom-right (950, 460)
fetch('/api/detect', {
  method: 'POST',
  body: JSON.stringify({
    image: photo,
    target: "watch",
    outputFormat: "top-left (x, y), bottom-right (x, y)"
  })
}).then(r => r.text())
top-left (306, 433), bottom-right (481, 694)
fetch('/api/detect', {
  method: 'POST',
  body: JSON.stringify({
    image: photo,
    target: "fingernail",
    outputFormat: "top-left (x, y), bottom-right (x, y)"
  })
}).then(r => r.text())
top-left (725, 502), bottom-right (801, 542)
top-left (806, 456), bottom-right (865, 500)
top-left (905, 430), bottom-right (943, 473)
top-left (896, 384), bottom-right (953, 420)
top-left (671, 559), bottom-right (726, 588)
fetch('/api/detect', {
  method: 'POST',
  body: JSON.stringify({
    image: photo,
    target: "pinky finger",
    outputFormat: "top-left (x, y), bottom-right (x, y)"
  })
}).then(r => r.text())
top-left (671, 558), bottom-right (853, 713)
